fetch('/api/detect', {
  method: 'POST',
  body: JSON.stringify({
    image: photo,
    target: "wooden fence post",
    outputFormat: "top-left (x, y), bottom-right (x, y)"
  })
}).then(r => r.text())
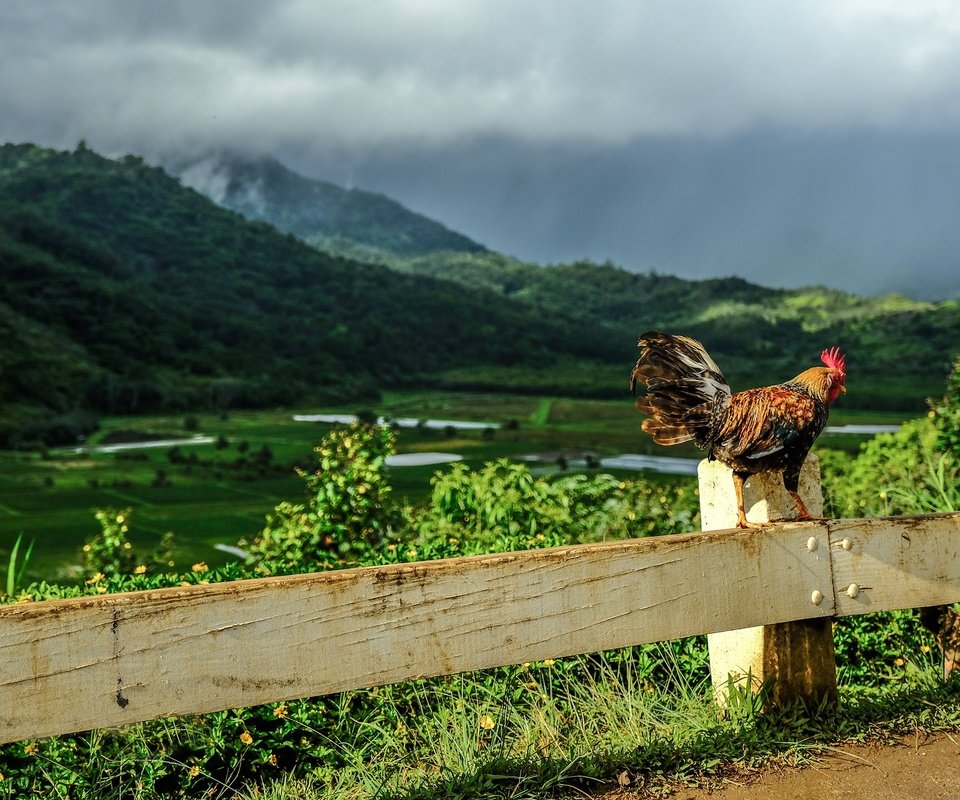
top-left (698, 453), bottom-right (838, 710)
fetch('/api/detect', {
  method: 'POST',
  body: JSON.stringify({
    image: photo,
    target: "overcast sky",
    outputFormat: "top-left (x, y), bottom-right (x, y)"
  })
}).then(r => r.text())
top-left (3, 1), bottom-right (960, 297)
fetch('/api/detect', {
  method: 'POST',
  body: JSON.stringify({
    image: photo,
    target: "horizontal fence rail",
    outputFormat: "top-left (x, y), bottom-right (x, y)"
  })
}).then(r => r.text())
top-left (1, 512), bottom-right (959, 744)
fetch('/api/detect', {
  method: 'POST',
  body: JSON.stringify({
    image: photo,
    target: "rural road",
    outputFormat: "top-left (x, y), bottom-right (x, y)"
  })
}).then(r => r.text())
top-left (601, 732), bottom-right (960, 799)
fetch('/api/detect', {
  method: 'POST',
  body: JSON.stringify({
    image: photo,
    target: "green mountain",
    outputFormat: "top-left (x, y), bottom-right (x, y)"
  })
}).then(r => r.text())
top-left (385, 250), bottom-right (960, 408)
top-left (0, 143), bottom-right (609, 447)
top-left (171, 152), bottom-right (486, 260)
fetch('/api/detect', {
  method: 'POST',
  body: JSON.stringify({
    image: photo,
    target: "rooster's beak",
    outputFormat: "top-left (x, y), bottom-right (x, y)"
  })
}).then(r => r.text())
top-left (839, 385), bottom-right (846, 394)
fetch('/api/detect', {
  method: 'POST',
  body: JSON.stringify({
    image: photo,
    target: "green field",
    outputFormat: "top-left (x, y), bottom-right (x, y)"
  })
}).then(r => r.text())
top-left (0, 390), bottom-right (910, 583)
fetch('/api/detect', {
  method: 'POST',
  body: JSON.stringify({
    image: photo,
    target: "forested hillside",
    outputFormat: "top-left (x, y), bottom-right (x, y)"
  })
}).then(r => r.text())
top-left (0, 143), bottom-right (606, 446)
top-left (388, 251), bottom-right (960, 405)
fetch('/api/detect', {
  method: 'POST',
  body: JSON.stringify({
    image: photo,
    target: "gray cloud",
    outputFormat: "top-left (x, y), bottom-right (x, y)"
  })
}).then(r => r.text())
top-left (5, 0), bottom-right (960, 154)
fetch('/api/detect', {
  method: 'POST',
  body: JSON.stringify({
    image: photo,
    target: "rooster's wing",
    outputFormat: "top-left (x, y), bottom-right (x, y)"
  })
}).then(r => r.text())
top-left (712, 386), bottom-right (818, 461)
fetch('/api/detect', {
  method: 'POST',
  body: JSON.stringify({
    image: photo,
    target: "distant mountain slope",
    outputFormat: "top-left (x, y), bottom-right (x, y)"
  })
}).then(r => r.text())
top-left (0, 143), bottom-right (607, 446)
top-left (388, 250), bottom-right (960, 407)
top-left (170, 152), bottom-right (486, 259)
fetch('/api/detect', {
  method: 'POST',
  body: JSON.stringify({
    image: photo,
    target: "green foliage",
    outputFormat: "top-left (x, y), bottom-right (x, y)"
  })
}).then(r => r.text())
top-left (822, 417), bottom-right (945, 517)
top-left (823, 354), bottom-right (960, 518)
top-left (82, 508), bottom-right (176, 579)
top-left (834, 610), bottom-right (941, 686)
top-left (83, 508), bottom-right (138, 578)
top-left (243, 423), bottom-right (403, 565)
top-left (934, 354), bottom-right (960, 457)
top-left (418, 460), bottom-right (698, 548)
top-left (4, 533), bottom-right (34, 597)
top-left (393, 251), bottom-right (959, 408)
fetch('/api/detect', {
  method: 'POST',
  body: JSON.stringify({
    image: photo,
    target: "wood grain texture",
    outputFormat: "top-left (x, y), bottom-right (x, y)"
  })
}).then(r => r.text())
top-left (829, 514), bottom-right (960, 616)
top-left (0, 525), bottom-right (832, 743)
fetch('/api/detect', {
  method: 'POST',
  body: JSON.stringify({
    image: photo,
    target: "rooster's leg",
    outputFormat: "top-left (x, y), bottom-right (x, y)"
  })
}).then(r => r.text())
top-left (788, 491), bottom-right (817, 521)
top-left (732, 471), bottom-right (764, 528)
top-left (784, 467), bottom-right (822, 522)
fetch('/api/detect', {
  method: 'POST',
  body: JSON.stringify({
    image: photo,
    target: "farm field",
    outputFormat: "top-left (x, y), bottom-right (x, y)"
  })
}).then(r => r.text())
top-left (0, 390), bottom-right (909, 582)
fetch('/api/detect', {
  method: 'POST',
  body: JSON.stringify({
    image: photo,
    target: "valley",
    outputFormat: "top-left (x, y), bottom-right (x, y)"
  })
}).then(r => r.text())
top-left (0, 390), bottom-right (907, 583)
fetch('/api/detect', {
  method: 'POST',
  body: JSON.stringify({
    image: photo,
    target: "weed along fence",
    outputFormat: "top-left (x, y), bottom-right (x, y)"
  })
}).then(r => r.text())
top-left (1, 455), bottom-right (959, 745)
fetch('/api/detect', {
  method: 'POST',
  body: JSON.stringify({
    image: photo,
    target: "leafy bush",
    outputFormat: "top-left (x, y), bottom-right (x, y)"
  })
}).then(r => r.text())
top-left (934, 354), bottom-right (960, 458)
top-left (417, 461), bottom-right (697, 548)
top-left (822, 417), bottom-right (950, 517)
top-left (82, 508), bottom-right (176, 579)
top-left (242, 423), bottom-right (404, 566)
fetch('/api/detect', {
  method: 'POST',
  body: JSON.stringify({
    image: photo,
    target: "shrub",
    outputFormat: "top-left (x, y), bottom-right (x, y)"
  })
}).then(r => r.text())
top-left (935, 354), bottom-right (960, 458)
top-left (242, 422), bottom-right (403, 566)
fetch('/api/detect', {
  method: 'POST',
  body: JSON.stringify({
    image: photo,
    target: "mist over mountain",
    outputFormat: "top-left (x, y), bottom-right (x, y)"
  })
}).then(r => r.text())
top-left (170, 152), bottom-right (486, 259)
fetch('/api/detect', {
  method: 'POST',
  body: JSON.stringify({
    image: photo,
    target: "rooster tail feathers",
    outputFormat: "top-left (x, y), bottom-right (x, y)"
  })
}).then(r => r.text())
top-left (632, 332), bottom-right (731, 449)
top-left (633, 332), bottom-right (726, 385)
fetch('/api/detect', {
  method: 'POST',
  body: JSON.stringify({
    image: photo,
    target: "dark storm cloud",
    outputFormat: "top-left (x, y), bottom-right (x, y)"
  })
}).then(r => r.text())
top-left (6, 0), bottom-right (960, 153)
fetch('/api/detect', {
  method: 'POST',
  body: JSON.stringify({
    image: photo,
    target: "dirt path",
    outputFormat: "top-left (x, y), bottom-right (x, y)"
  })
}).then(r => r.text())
top-left (603, 732), bottom-right (960, 799)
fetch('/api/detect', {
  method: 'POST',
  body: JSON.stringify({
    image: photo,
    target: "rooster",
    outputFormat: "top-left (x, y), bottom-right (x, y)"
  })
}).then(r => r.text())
top-left (631, 331), bottom-right (846, 528)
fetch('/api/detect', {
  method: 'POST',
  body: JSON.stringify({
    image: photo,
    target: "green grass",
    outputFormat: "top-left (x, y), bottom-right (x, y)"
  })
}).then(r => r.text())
top-left (115, 647), bottom-right (960, 800)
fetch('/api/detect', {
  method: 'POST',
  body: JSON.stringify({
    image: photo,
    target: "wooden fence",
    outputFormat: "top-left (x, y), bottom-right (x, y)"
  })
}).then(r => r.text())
top-left (1, 457), bottom-right (958, 744)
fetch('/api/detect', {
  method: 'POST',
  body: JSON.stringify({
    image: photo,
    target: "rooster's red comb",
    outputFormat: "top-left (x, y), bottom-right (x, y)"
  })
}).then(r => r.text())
top-left (821, 346), bottom-right (846, 378)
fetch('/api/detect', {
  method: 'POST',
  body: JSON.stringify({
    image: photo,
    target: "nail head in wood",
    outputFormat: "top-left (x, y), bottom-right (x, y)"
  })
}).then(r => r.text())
top-left (811, 590), bottom-right (824, 605)
top-left (845, 583), bottom-right (860, 599)
top-left (841, 538), bottom-right (853, 551)
top-left (807, 536), bottom-right (818, 552)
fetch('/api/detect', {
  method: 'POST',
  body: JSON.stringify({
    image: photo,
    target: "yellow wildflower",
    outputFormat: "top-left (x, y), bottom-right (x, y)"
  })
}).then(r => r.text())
top-left (239, 731), bottom-right (253, 745)
top-left (191, 562), bottom-right (208, 573)
top-left (273, 704), bottom-right (288, 719)
top-left (267, 753), bottom-right (278, 766)
top-left (23, 742), bottom-right (39, 756)
top-left (542, 659), bottom-right (555, 667)
top-left (187, 765), bottom-right (200, 778)
top-left (478, 714), bottom-right (495, 731)
top-left (894, 657), bottom-right (905, 667)
top-left (921, 645), bottom-right (931, 653)
top-left (133, 565), bottom-right (147, 575)
top-left (406, 549), bottom-right (418, 559)
top-left (85, 572), bottom-right (104, 585)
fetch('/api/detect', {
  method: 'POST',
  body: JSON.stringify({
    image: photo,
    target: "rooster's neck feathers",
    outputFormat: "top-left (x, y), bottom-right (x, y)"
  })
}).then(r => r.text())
top-left (786, 367), bottom-right (840, 404)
